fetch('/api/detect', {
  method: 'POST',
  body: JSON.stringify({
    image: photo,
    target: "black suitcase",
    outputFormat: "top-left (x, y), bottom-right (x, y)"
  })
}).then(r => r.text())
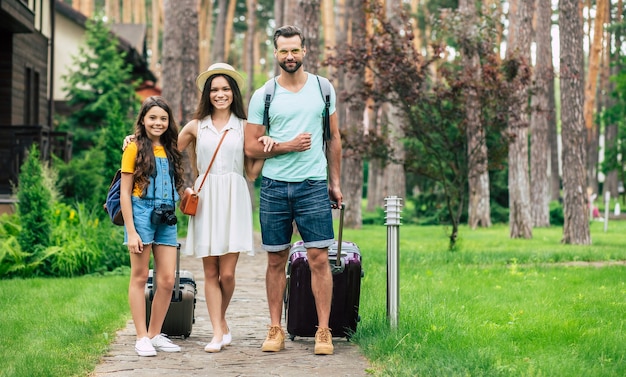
top-left (145, 243), bottom-right (196, 338)
top-left (285, 204), bottom-right (363, 340)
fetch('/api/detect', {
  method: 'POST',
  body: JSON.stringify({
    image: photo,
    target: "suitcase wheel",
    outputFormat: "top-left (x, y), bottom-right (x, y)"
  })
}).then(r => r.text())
top-left (289, 334), bottom-right (296, 341)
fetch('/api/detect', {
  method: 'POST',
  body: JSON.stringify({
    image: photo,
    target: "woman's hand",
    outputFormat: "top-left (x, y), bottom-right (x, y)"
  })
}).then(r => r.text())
top-left (127, 232), bottom-right (144, 254)
top-left (122, 135), bottom-right (136, 150)
top-left (258, 136), bottom-right (277, 153)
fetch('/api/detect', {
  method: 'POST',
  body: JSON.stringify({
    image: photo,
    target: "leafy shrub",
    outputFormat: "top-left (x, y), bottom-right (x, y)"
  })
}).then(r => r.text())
top-left (550, 200), bottom-right (564, 226)
top-left (54, 149), bottom-right (106, 212)
top-left (0, 197), bottom-right (129, 278)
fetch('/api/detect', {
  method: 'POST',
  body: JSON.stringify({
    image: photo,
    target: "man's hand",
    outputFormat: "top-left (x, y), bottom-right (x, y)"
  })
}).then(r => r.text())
top-left (290, 132), bottom-right (311, 152)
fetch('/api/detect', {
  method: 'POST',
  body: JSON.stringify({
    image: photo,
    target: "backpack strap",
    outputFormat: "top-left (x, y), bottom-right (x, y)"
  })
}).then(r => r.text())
top-left (316, 75), bottom-right (332, 142)
top-left (263, 75), bottom-right (332, 148)
top-left (262, 78), bottom-right (276, 130)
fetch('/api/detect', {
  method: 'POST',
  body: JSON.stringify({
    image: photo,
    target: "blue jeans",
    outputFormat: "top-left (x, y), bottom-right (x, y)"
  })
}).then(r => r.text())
top-left (259, 177), bottom-right (334, 252)
top-left (124, 197), bottom-right (178, 247)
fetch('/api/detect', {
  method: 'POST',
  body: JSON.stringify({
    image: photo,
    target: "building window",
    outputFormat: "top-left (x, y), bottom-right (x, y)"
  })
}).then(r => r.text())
top-left (24, 67), bottom-right (39, 125)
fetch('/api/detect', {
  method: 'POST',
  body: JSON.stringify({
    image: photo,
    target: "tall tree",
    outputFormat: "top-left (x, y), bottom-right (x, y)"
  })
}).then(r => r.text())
top-left (530, 0), bottom-right (554, 227)
top-left (460, 0), bottom-right (491, 229)
top-left (199, 0), bottom-right (213, 72)
top-left (297, 0), bottom-right (321, 74)
top-left (162, 0), bottom-right (199, 186)
top-left (603, 0), bottom-right (622, 200)
top-left (506, 0), bottom-right (534, 238)
top-left (559, 0), bottom-right (591, 244)
top-left (336, 0), bottom-right (366, 228)
top-left (584, 0), bottom-right (609, 193)
top-left (211, 0), bottom-right (228, 62)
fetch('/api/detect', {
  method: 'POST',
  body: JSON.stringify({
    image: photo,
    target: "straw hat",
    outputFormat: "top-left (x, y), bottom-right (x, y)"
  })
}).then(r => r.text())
top-left (196, 63), bottom-right (245, 92)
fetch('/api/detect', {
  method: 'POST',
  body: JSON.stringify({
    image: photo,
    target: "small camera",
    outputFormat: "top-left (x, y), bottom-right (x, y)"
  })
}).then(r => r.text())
top-left (151, 204), bottom-right (177, 225)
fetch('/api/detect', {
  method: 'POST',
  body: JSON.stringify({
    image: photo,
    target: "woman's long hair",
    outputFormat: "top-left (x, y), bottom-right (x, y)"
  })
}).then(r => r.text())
top-left (133, 96), bottom-right (184, 195)
top-left (195, 74), bottom-right (247, 121)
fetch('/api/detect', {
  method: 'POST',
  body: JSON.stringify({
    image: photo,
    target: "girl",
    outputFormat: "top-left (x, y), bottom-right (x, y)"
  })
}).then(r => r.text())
top-left (120, 96), bottom-right (184, 356)
top-left (178, 63), bottom-right (274, 352)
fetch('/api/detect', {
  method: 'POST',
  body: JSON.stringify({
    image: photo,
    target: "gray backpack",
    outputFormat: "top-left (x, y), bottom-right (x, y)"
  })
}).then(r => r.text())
top-left (262, 75), bottom-right (332, 143)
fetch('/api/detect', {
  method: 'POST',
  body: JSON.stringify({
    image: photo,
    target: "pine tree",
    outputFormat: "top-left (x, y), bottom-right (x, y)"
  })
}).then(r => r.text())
top-left (17, 145), bottom-right (52, 251)
top-left (60, 16), bottom-right (138, 155)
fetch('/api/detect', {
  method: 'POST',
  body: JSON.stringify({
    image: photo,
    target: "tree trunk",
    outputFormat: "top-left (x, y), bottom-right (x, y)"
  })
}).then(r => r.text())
top-left (199, 0), bottom-right (213, 73)
top-left (339, 0), bottom-right (366, 228)
top-left (211, 0), bottom-right (227, 62)
top-left (506, 0), bottom-right (533, 239)
top-left (559, 0), bottom-right (591, 244)
top-left (584, 0), bottom-right (608, 194)
top-left (150, 0), bottom-right (162, 85)
top-left (529, 0), bottom-right (553, 227)
top-left (321, 0), bottom-right (337, 78)
top-left (604, 0), bottom-right (622, 200)
top-left (297, 0), bottom-right (321, 74)
top-left (162, 0), bottom-right (199, 188)
top-left (224, 0), bottom-right (237, 61)
top-left (381, 0), bottom-right (406, 205)
top-left (549, 71), bottom-right (560, 201)
top-left (459, 0), bottom-right (491, 229)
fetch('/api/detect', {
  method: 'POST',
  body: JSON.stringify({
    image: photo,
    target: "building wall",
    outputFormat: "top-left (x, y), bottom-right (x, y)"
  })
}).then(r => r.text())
top-left (53, 11), bottom-right (85, 101)
top-left (13, 31), bottom-right (49, 126)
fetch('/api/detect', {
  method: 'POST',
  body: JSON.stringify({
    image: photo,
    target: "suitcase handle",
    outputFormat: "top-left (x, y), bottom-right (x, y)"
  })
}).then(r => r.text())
top-left (150, 243), bottom-right (182, 302)
top-left (334, 202), bottom-right (345, 268)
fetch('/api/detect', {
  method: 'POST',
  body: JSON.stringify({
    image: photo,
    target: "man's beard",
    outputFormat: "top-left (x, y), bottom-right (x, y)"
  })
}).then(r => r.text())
top-left (279, 60), bottom-right (303, 73)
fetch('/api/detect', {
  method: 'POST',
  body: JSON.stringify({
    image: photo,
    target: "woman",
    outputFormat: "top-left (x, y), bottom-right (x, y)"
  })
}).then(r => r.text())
top-left (178, 63), bottom-right (273, 352)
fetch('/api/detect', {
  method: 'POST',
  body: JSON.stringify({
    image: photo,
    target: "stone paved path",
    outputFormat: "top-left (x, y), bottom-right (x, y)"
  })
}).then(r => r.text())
top-left (90, 237), bottom-right (371, 377)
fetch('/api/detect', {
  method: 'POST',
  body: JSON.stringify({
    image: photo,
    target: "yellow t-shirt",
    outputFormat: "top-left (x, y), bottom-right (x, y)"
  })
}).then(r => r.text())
top-left (121, 142), bottom-right (168, 197)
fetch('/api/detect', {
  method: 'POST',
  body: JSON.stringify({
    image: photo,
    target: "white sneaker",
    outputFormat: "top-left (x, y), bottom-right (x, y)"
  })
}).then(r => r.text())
top-left (135, 337), bottom-right (157, 357)
top-left (151, 334), bottom-right (181, 352)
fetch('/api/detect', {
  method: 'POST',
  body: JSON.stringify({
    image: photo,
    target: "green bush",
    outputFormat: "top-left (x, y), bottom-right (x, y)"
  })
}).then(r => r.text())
top-left (54, 149), bottom-right (106, 212)
top-left (550, 200), bottom-right (564, 225)
top-left (0, 199), bottom-right (129, 278)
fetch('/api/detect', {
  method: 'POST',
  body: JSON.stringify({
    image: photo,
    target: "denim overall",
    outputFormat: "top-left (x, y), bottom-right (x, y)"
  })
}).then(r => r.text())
top-left (124, 155), bottom-right (179, 246)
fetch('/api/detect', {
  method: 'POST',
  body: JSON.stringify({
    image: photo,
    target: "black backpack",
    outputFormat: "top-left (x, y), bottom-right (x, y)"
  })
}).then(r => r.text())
top-left (262, 75), bottom-right (332, 146)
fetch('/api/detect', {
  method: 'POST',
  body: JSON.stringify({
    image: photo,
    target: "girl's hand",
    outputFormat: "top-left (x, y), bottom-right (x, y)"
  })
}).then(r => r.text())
top-left (127, 233), bottom-right (144, 254)
top-left (258, 136), bottom-right (277, 153)
top-left (122, 135), bottom-right (136, 151)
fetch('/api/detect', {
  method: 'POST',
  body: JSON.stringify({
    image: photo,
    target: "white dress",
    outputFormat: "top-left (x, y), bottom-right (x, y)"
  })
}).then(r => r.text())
top-left (184, 114), bottom-right (254, 257)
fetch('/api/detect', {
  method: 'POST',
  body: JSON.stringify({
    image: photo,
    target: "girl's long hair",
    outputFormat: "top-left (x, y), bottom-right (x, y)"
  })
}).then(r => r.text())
top-left (195, 74), bottom-right (247, 121)
top-left (133, 96), bottom-right (184, 195)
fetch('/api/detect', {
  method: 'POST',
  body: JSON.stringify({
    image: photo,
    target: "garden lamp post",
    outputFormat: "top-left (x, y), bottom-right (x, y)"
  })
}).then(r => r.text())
top-left (385, 196), bottom-right (402, 329)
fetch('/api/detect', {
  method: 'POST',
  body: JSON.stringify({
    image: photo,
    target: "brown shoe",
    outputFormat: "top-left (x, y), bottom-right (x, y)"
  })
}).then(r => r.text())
top-left (261, 325), bottom-right (285, 352)
top-left (314, 327), bottom-right (334, 355)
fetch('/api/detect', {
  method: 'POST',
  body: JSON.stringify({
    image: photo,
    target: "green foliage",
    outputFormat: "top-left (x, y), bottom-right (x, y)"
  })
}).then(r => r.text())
top-left (327, 3), bottom-right (515, 247)
top-left (54, 149), bottom-right (106, 211)
top-left (602, 55), bottom-right (626, 191)
top-left (98, 99), bottom-right (131, 198)
top-left (0, 200), bottom-right (129, 278)
top-left (550, 200), bottom-right (564, 226)
top-left (17, 145), bottom-right (53, 253)
top-left (58, 16), bottom-right (139, 156)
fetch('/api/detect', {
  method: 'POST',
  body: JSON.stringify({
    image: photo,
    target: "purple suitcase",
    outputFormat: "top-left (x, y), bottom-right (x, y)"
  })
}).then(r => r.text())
top-left (285, 205), bottom-right (363, 340)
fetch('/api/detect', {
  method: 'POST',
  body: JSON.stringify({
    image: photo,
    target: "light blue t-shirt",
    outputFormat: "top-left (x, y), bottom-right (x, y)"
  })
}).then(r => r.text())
top-left (248, 72), bottom-right (337, 182)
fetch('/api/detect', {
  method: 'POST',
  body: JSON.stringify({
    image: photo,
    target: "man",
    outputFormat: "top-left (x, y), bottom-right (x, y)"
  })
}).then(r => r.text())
top-left (244, 25), bottom-right (343, 355)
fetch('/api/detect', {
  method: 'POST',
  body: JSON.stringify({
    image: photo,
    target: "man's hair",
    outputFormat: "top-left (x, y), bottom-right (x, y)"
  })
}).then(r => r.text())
top-left (273, 25), bottom-right (305, 49)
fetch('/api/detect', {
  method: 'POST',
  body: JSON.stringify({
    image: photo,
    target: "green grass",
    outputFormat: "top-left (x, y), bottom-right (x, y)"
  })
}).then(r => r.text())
top-left (0, 275), bottom-right (129, 377)
top-left (344, 221), bottom-right (626, 376)
top-left (1, 217), bottom-right (625, 376)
